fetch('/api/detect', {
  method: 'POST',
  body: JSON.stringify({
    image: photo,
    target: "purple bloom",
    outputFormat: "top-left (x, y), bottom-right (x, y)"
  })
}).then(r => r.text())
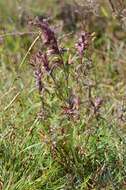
top-left (76, 32), bottom-right (91, 57)
top-left (34, 68), bottom-right (43, 94)
top-left (30, 52), bottom-right (44, 94)
top-left (91, 97), bottom-right (103, 114)
top-left (36, 51), bottom-right (50, 73)
top-left (33, 17), bottom-right (60, 55)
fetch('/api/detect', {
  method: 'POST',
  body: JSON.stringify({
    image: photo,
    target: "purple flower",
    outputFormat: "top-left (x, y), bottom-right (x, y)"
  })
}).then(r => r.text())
top-left (30, 52), bottom-right (44, 94)
top-left (33, 17), bottom-right (60, 55)
top-left (76, 32), bottom-right (91, 57)
top-left (91, 97), bottom-right (103, 114)
top-left (36, 51), bottom-right (50, 73)
top-left (34, 68), bottom-right (43, 94)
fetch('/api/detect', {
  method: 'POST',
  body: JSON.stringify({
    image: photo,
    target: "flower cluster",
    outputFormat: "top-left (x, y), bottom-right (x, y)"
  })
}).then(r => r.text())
top-left (30, 17), bottom-right (95, 121)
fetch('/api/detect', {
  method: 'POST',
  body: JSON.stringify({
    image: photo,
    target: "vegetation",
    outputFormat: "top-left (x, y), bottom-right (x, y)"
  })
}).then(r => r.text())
top-left (1, 0), bottom-right (126, 189)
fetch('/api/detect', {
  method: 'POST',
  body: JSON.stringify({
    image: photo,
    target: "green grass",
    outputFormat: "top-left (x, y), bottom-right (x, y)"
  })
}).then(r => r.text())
top-left (1, 1), bottom-right (126, 190)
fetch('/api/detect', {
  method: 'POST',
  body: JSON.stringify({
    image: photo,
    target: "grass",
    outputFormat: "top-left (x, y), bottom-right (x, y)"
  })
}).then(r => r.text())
top-left (1, 0), bottom-right (126, 190)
